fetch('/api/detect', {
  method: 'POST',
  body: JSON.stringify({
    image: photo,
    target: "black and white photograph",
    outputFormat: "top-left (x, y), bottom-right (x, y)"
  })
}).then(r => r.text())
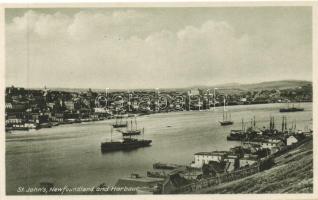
top-left (1, 2), bottom-right (317, 198)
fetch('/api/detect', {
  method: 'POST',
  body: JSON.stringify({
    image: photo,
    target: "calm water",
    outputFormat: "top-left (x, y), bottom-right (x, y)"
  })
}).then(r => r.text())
top-left (6, 103), bottom-right (313, 194)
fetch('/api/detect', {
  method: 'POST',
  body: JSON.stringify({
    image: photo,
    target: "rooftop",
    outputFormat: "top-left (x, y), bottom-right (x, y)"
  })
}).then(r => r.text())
top-left (195, 151), bottom-right (229, 156)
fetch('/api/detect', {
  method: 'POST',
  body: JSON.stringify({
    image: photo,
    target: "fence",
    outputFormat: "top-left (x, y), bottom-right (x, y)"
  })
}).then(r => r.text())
top-left (165, 136), bottom-right (312, 194)
top-left (170, 164), bottom-right (260, 194)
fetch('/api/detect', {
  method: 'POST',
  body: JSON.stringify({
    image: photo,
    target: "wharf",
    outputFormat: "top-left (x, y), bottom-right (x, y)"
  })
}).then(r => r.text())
top-left (115, 174), bottom-right (164, 188)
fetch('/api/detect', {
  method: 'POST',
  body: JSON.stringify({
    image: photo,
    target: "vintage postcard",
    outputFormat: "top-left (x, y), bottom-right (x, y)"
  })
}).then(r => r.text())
top-left (0, 1), bottom-right (317, 200)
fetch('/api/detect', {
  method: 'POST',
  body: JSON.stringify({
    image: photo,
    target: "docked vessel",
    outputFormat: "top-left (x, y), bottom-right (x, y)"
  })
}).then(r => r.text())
top-left (219, 98), bottom-right (234, 126)
top-left (227, 130), bottom-right (245, 141)
top-left (279, 107), bottom-right (304, 112)
top-left (101, 127), bottom-right (152, 153)
top-left (279, 101), bottom-right (304, 112)
top-left (227, 117), bottom-right (257, 141)
top-left (152, 162), bottom-right (182, 170)
top-left (121, 117), bottom-right (141, 136)
top-left (112, 115), bottom-right (128, 128)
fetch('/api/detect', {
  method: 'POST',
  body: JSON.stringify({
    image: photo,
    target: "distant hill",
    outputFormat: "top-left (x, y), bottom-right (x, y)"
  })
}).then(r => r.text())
top-left (26, 80), bottom-right (311, 93)
top-left (189, 80), bottom-right (312, 91)
top-left (233, 80), bottom-right (311, 90)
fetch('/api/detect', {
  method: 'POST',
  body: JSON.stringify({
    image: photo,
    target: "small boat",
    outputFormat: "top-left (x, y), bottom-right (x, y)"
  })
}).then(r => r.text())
top-left (38, 123), bottom-right (52, 128)
top-left (220, 121), bottom-right (234, 126)
top-left (219, 98), bottom-right (234, 126)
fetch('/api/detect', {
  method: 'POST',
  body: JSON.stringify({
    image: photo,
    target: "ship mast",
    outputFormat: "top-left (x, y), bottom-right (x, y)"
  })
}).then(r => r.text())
top-left (223, 98), bottom-right (226, 121)
top-left (131, 119), bottom-right (133, 131)
top-left (254, 116), bottom-right (256, 128)
top-left (110, 127), bottom-right (113, 142)
top-left (281, 116), bottom-right (284, 132)
top-left (135, 116), bottom-right (138, 131)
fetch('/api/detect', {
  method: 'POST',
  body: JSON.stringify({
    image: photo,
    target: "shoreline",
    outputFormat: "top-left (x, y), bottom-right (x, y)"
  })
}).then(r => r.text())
top-left (6, 101), bottom-right (313, 134)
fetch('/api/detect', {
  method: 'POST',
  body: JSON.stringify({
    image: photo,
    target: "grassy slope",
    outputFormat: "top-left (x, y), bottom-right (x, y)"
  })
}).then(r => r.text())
top-left (197, 139), bottom-right (313, 194)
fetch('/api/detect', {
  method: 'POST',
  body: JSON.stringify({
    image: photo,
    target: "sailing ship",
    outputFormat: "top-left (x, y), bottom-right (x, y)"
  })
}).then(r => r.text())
top-left (121, 117), bottom-right (141, 136)
top-left (112, 115), bottom-right (128, 128)
top-left (219, 98), bottom-right (234, 126)
top-left (279, 101), bottom-right (304, 112)
top-left (101, 126), bottom-right (152, 153)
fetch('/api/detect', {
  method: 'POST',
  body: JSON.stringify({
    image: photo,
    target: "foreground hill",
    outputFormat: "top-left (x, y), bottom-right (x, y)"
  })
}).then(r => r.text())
top-left (197, 139), bottom-right (313, 194)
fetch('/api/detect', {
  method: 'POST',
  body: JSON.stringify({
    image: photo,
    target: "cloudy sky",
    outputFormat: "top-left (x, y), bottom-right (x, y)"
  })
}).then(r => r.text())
top-left (5, 7), bottom-right (312, 89)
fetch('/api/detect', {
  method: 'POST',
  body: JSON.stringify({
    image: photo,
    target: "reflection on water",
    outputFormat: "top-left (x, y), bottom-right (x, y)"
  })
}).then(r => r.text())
top-left (6, 103), bottom-right (313, 194)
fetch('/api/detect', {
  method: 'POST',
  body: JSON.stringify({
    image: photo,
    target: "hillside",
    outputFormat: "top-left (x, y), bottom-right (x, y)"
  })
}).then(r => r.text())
top-left (239, 80), bottom-right (311, 90)
top-left (196, 139), bottom-right (313, 194)
top-left (212, 80), bottom-right (312, 90)
top-left (26, 80), bottom-right (312, 93)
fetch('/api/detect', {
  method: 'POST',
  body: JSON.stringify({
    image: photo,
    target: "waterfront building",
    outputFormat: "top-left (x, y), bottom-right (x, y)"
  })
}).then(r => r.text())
top-left (5, 116), bottom-right (23, 125)
top-left (188, 88), bottom-right (200, 96)
top-left (190, 151), bottom-right (229, 168)
top-left (239, 155), bottom-right (258, 168)
top-left (202, 160), bottom-right (228, 177)
top-left (64, 101), bottom-right (75, 111)
top-left (286, 135), bottom-right (299, 146)
top-left (224, 155), bottom-right (240, 171)
top-left (5, 103), bottom-right (13, 109)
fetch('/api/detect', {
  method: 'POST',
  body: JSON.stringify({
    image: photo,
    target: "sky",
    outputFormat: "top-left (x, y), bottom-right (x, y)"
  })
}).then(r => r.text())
top-left (5, 7), bottom-right (312, 89)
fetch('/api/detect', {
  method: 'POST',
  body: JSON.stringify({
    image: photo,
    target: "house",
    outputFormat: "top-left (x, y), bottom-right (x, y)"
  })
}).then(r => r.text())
top-left (5, 103), bottom-right (13, 109)
top-left (51, 113), bottom-right (65, 122)
top-left (64, 101), bottom-right (75, 111)
top-left (261, 140), bottom-right (285, 150)
top-left (159, 172), bottom-right (190, 194)
top-left (202, 160), bottom-right (228, 177)
top-left (230, 146), bottom-right (248, 158)
top-left (190, 151), bottom-right (228, 168)
top-left (239, 155), bottom-right (258, 168)
top-left (245, 139), bottom-right (285, 152)
top-left (224, 155), bottom-right (240, 172)
top-left (188, 89), bottom-right (200, 96)
top-left (47, 102), bottom-right (55, 109)
top-left (286, 135), bottom-right (300, 146)
top-left (240, 97), bottom-right (247, 103)
top-left (5, 116), bottom-right (23, 125)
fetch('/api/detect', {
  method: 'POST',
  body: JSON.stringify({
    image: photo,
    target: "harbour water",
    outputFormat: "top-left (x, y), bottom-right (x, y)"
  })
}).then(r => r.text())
top-left (5, 103), bottom-right (313, 194)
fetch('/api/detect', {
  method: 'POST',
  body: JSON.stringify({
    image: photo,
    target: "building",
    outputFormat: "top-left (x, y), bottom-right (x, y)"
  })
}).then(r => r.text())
top-left (239, 155), bottom-right (258, 168)
top-left (188, 89), bottom-right (200, 96)
top-left (64, 101), bottom-right (75, 111)
top-left (5, 103), bottom-right (13, 109)
top-left (47, 102), bottom-right (55, 109)
top-left (190, 151), bottom-right (228, 168)
top-left (261, 140), bottom-right (285, 150)
top-left (224, 154), bottom-right (240, 172)
top-left (286, 135), bottom-right (299, 146)
top-left (245, 139), bottom-right (285, 152)
top-left (202, 160), bottom-right (228, 177)
top-left (5, 116), bottom-right (23, 125)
